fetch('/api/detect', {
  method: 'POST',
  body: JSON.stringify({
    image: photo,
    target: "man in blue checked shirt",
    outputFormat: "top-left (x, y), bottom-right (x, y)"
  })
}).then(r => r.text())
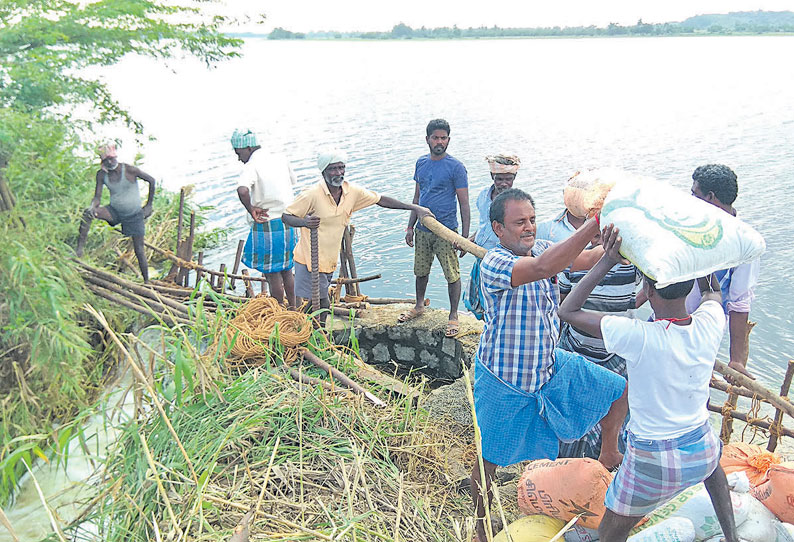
top-left (470, 188), bottom-right (628, 542)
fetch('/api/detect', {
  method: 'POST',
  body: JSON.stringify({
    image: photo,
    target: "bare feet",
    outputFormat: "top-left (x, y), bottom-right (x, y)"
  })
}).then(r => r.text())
top-left (598, 450), bottom-right (624, 472)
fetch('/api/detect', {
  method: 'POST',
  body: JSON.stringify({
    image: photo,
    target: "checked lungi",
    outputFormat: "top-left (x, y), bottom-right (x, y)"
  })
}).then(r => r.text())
top-left (474, 348), bottom-right (626, 467)
top-left (605, 421), bottom-right (721, 517)
top-left (242, 218), bottom-right (298, 274)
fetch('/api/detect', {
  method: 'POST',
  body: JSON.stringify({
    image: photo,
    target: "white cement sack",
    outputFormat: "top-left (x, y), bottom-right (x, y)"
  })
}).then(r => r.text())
top-left (735, 495), bottom-right (778, 542)
top-left (727, 471), bottom-right (751, 494)
top-left (670, 489), bottom-right (750, 539)
top-left (775, 522), bottom-right (794, 542)
top-left (564, 524), bottom-right (600, 541)
top-left (626, 517), bottom-right (695, 542)
top-left (600, 178), bottom-right (765, 287)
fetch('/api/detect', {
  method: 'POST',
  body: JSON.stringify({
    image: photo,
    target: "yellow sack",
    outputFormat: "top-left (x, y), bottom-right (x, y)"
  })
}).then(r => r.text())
top-left (493, 515), bottom-right (566, 542)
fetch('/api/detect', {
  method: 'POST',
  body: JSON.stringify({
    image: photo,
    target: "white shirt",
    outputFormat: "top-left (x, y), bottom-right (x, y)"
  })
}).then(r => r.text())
top-left (600, 300), bottom-right (726, 440)
top-left (238, 149), bottom-right (297, 223)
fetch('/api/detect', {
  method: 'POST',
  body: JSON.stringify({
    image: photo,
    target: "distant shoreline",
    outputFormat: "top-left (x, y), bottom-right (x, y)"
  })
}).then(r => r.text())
top-left (231, 32), bottom-right (794, 41)
top-left (233, 10), bottom-right (794, 41)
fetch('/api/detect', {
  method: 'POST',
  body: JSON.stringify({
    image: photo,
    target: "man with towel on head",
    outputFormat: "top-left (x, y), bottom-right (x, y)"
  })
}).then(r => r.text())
top-left (463, 154), bottom-right (520, 320)
top-left (232, 129), bottom-right (299, 306)
top-left (282, 150), bottom-right (432, 324)
top-left (76, 142), bottom-right (156, 283)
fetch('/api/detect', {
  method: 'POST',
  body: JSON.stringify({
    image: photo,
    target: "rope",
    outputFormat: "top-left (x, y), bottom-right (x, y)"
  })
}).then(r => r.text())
top-left (223, 296), bottom-right (313, 365)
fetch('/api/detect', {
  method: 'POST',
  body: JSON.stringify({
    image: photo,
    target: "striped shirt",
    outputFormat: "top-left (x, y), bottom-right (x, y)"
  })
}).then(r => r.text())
top-left (559, 263), bottom-right (641, 362)
top-left (476, 241), bottom-right (559, 393)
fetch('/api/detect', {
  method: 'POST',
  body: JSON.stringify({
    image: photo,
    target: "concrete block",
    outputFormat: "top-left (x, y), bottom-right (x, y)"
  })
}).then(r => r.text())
top-left (372, 343), bottom-right (391, 363)
top-left (394, 345), bottom-right (415, 362)
top-left (441, 337), bottom-right (457, 357)
top-left (419, 349), bottom-right (439, 369)
top-left (416, 329), bottom-right (436, 346)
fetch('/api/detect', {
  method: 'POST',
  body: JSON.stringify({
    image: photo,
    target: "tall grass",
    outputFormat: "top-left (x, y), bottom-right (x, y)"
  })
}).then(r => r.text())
top-left (50, 295), bottom-right (478, 542)
top-left (0, 107), bottom-right (225, 506)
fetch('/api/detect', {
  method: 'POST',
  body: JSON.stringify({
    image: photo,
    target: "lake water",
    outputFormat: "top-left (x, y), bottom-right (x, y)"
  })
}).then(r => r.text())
top-left (105, 36), bottom-right (793, 386)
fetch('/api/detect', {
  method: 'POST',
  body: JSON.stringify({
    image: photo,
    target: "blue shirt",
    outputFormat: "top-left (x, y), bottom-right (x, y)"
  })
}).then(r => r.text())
top-left (474, 185), bottom-right (499, 250)
top-left (476, 241), bottom-right (559, 393)
top-left (414, 154), bottom-right (468, 232)
top-left (535, 209), bottom-right (576, 243)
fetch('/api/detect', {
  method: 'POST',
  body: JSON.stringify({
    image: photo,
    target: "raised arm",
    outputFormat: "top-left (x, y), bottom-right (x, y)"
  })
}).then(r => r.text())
top-left (511, 218), bottom-right (600, 286)
top-left (405, 184), bottom-right (421, 247)
top-left (90, 171), bottom-right (104, 210)
top-left (558, 224), bottom-right (623, 338)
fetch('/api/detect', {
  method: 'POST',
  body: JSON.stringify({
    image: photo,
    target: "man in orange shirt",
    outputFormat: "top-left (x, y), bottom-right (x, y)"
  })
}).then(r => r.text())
top-left (282, 150), bottom-right (432, 323)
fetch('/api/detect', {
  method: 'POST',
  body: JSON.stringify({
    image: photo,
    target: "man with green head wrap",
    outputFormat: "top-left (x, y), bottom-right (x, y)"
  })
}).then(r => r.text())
top-left (231, 129), bottom-right (299, 306)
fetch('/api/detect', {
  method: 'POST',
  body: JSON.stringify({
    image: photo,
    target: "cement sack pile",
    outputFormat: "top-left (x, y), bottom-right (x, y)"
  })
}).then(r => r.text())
top-left (627, 517), bottom-right (696, 542)
top-left (752, 462), bottom-right (794, 524)
top-left (493, 515), bottom-right (567, 542)
top-left (720, 442), bottom-right (783, 487)
top-left (564, 524), bottom-right (600, 541)
top-left (517, 458), bottom-right (612, 529)
top-left (599, 176), bottom-right (765, 287)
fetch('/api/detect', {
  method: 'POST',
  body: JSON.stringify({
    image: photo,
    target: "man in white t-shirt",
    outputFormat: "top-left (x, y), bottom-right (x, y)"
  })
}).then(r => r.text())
top-left (558, 226), bottom-right (739, 542)
top-left (232, 129), bottom-right (299, 306)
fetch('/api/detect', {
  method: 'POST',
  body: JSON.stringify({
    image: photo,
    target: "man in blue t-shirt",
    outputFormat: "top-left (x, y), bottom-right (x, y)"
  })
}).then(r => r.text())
top-left (400, 119), bottom-right (470, 337)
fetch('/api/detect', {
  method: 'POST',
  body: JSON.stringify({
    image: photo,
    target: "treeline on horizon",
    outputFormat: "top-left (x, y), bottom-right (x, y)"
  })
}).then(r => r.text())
top-left (260, 10), bottom-right (794, 40)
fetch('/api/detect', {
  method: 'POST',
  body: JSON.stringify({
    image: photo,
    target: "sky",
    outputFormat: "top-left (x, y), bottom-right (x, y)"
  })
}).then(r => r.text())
top-left (221, 0), bottom-right (794, 33)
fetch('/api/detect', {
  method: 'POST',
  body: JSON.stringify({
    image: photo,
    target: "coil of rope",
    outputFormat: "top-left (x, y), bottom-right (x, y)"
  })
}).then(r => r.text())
top-left (224, 296), bottom-right (313, 364)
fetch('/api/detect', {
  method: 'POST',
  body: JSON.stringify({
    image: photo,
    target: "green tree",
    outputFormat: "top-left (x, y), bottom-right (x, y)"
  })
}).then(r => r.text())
top-left (391, 22), bottom-right (413, 38)
top-left (0, 0), bottom-right (240, 131)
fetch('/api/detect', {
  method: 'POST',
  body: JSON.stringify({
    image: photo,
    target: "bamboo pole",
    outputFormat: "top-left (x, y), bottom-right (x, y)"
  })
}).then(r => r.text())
top-left (343, 226), bottom-right (360, 296)
top-left (707, 402), bottom-right (794, 439)
top-left (166, 187), bottom-right (186, 280)
top-left (82, 273), bottom-right (191, 317)
top-left (714, 360), bottom-right (794, 420)
top-left (367, 297), bottom-right (426, 305)
top-left (710, 378), bottom-right (771, 402)
top-left (195, 251), bottom-right (204, 285)
top-left (86, 285), bottom-right (190, 326)
top-left (332, 274), bottom-right (381, 285)
top-left (287, 367), bottom-right (338, 392)
top-left (299, 348), bottom-right (384, 406)
top-left (230, 239), bottom-right (245, 289)
top-left (768, 360), bottom-right (794, 452)
top-left (338, 238), bottom-right (352, 297)
top-left (178, 210), bottom-right (195, 286)
top-left (144, 242), bottom-right (268, 283)
top-left (241, 269), bottom-right (255, 298)
top-left (218, 264), bottom-right (227, 292)
top-left (86, 280), bottom-right (189, 320)
top-left (75, 260), bottom-right (197, 315)
top-left (332, 307), bottom-right (359, 317)
top-left (420, 216), bottom-right (486, 258)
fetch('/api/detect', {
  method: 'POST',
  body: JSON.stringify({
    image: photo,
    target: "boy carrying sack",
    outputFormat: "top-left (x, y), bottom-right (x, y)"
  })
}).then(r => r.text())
top-left (558, 224), bottom-right (740, 542)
